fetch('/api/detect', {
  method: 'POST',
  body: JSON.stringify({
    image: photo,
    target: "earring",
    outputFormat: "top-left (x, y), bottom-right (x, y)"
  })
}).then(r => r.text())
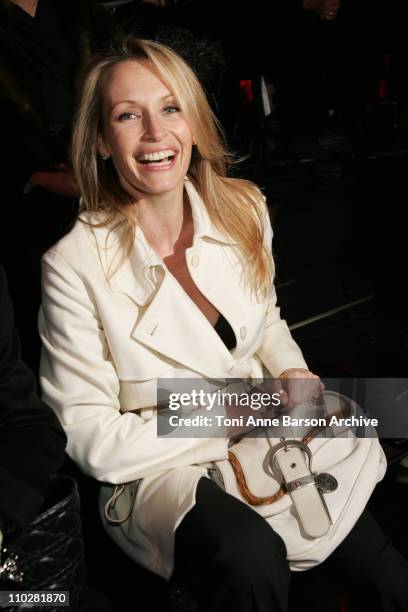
top-left (102, 155), bottom-right (109, 161)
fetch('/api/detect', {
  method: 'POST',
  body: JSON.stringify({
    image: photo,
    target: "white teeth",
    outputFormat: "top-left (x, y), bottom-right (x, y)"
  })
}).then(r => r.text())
top-left (140, 150), bottom-right (176, 162)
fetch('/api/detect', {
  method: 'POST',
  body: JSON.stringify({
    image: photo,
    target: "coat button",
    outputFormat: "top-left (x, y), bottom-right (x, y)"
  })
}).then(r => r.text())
top-left (240, 326), bottom-right (247, 340)
top-left (191, 254), bottom-right (199, 267)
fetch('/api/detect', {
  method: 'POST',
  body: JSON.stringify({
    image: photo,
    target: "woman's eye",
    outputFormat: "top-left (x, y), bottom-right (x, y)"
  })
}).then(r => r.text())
top-left (164, 106), bottom-right (179, 114)
top-left (118, 112), bottom-right (139, 122)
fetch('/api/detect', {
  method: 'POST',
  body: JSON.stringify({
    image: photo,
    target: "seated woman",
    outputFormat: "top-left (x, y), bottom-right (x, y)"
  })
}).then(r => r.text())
top-left (39, 38), bottom-right (408, 611)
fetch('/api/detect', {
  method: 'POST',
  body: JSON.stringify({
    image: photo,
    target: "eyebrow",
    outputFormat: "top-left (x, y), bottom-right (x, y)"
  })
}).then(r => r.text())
top-left (110, 94), bottom-right (175, 112)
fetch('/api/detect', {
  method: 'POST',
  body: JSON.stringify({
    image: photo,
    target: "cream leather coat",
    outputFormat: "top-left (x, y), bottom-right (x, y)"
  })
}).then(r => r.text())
top-left (39, 178), bottom-right (308, 579)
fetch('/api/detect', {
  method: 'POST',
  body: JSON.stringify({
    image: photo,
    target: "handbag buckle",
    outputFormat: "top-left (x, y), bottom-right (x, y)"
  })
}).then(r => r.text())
top-left (268, 438), bottom-right (333, 537)
top-left (268, 439), bottom-right (313, 478)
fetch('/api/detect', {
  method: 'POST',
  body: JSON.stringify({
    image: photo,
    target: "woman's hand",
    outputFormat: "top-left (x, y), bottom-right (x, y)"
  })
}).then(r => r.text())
top-left (224, 371), bottom-right (322, 440)
top-left (277, 368), bottom-right (323, 407)
top-left (224, 379), bottom-right (286, 440)
top-left (31, 165), bottom-right (79, 198)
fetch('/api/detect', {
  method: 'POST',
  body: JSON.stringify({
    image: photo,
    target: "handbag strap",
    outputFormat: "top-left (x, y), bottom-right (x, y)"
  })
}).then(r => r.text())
top-left (104, 480), bottom-right (141, 525)
top-left (228, 450), bottom-right (286, 505)
top-left (228, 396), bottom-right (352, 506)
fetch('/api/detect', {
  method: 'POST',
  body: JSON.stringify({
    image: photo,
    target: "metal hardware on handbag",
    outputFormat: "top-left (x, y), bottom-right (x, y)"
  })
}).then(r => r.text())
top-left (268, 437), bottom-right (332, 538)
top-left (314, 473), bottom-right (338, 493)
top-left (267, 438), bottom-right (313, 476)
top-left (268, 438), bottom-right (338, 494)
top-left (207, 468), bottom-right (225, 490)
top-left (285, 474), bottom-right (315, 493)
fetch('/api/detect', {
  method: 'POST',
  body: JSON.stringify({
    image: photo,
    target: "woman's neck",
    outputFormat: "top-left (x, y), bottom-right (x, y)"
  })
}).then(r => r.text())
top-left (11, 0), bottom-right (39, 18)
top-left (132, 187), bottom-right (194, 260)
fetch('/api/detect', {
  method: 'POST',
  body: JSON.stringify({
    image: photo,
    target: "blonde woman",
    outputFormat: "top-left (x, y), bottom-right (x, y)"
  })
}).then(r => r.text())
top-left (39, 38), bottom-right (408, 612)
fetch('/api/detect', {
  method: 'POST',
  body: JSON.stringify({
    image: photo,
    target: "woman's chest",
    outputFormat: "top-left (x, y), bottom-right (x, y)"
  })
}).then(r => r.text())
top-left (164, 250), bottom-right (220, 327)
top-left (88, 240), bottom-right (267, 380)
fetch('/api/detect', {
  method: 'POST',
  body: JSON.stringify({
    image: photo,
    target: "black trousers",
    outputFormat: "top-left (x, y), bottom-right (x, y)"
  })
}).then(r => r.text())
top-left (173, 477), bottom-right (408, 612)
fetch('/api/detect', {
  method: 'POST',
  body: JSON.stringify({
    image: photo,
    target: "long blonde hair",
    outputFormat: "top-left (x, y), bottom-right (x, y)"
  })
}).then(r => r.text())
top-left (71, 37), bottom-right (272, 299)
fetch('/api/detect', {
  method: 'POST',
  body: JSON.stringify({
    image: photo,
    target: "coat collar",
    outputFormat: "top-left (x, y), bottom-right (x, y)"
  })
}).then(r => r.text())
top-left (185, 178), bottom-right (237, 246)
top-left (85, 178), bottom-right (236, 307)
top-left (82, 178), bottom-right (249, 377)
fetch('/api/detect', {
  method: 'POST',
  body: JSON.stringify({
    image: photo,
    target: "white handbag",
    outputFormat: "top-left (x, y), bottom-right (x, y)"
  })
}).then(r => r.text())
top-left (208, 390), bottom-right (387, 570)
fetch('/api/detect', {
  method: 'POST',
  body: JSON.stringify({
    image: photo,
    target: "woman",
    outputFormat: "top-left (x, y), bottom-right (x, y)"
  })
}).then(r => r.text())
top-left (39, 38), bottom-right (408, 611)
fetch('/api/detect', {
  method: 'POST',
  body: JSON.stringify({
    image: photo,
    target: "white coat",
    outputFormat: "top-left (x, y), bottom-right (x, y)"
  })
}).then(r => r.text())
top-left (39, 177), bottom-right (308, 580)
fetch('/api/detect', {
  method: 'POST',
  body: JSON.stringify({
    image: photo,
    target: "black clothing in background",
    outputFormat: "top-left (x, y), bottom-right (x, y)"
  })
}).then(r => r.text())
top-left (5, 0), bottom-right (76, 136)
top-left (0, 0), bottom-right (118, 370)
top-left (0, 265), bottom-right (66, 533)
top-left (0, 0), bottom-right (117, 196)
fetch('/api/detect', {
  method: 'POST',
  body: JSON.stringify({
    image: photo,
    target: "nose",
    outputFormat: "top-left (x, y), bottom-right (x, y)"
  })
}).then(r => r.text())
top-left (142, 111), bottom-right (164, 142)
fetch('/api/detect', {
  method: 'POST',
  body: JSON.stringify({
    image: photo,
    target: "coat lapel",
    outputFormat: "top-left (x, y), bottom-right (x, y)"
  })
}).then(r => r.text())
top-left (130, 270), bottom-right (238, 377)
top-left (86, 213), bottom-right (158, 307)
top-left (87, 179), bottom-right (252, 377)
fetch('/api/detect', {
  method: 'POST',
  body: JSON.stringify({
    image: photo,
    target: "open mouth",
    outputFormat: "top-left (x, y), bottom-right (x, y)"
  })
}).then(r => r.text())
top-left (137, 150), bottom-right (177, 166)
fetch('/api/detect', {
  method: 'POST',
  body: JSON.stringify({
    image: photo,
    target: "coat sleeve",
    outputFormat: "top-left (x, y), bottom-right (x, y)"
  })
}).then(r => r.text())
top-left (39, 251), bottom-right (228, 484)
top-left (0, 266), bottom-right (66, 531)
top-left (255, 201), bottom-right (309, 377)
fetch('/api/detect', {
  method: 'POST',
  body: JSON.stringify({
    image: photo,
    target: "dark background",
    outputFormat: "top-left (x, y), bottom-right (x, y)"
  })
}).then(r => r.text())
top-left (2, 1), bottom-right (408, 610)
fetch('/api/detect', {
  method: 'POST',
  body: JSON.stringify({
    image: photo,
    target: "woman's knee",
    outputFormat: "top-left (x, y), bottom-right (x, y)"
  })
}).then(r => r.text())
top-left (175, 478), bottom-right (290, 581)
top-left (214, 514), bottom-right (290, 581)
top-left (194, 478), bottom-right (288, 562)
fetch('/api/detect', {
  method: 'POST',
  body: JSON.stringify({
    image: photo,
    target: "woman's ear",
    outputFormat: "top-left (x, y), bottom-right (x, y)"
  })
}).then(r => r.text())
top-left (97, 134), bottom-right (110, 160)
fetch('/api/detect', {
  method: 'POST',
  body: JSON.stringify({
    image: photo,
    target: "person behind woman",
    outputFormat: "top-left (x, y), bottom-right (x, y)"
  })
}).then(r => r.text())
top-left (0, 264), bottom-right (66, 552)
top-left (39, 38), bottom-right (408, 611)
top-left (0, 0), bottom-right (117, 369)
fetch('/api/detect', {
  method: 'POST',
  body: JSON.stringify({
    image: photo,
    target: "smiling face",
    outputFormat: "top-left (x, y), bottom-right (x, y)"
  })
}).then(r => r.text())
top-left (98, 59), bottom-right (194, 201)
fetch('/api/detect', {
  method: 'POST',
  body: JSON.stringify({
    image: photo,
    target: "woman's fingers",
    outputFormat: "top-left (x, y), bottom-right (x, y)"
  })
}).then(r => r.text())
top-left (279, 369), bottom-right (323, 406)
